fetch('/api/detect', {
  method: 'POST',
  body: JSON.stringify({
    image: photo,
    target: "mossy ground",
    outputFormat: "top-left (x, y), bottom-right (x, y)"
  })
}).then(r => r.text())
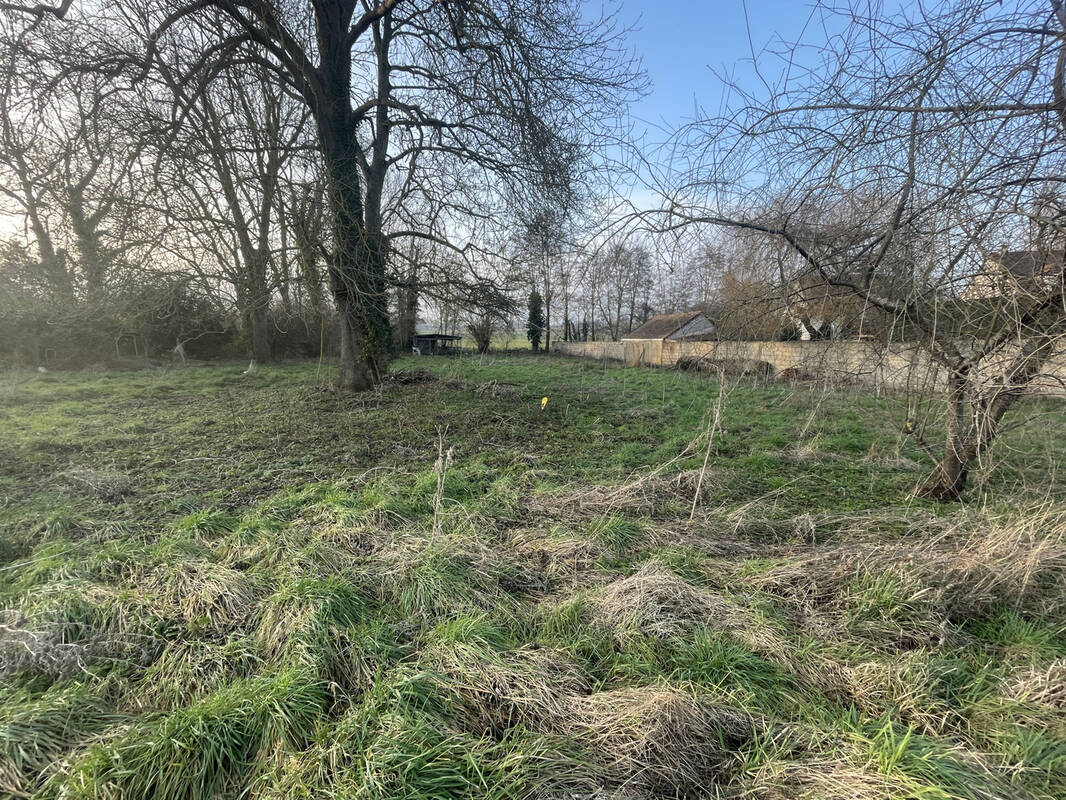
top-left (1, 355), bottom-right (1064, 799)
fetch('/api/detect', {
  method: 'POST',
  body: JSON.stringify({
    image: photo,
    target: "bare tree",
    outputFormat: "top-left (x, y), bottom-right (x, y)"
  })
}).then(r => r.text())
top-left (588, 241), bottom-right (650, 340)
top-left (0, 36), bottom-right (70, 299)
top-left (4, 0), bottom-right (641, 387)
top-left (148, 45), bottom-right (307, 365)
top-left (515, 206), bottom-right (569, 351)
top-left (57, 0), bottom-right (637, 391)
top-left (0, 14), bottom-right (152, 304)
top-left (656, 0), bottom-right (1066, 499)
top-left (465, 281), bottom-right (515, 354)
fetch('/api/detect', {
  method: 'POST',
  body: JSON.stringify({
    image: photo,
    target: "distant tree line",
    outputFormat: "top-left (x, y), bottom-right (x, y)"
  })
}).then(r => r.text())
top-left (0, 1), bottom-right (643, 380)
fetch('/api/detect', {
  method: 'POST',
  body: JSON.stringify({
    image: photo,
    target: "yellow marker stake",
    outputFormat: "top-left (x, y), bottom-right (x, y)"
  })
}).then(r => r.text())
top-left (541, 396), bottom-right (548, 411)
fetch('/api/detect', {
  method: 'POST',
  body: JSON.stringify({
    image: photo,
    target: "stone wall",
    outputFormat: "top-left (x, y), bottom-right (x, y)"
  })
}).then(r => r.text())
top-left (555, 340), bottom-right (628, 364)
top-left (556, 339), bottom-right (1066, 396)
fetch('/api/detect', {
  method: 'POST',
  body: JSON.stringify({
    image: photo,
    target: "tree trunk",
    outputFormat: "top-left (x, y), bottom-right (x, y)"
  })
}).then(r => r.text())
top-left (917, 444), bottom-right (970, 501)
top-left (614, 291), bottom-right (622, 340)
top-left (27, 209), bottom-right (71, 301)
top-left (403, 276), bottom-right (417, 350)
top-left (294, 221), bottom-right (325, 315)
top-left (396, 263), bottom-right (418, 352)
top-left (240, 250), bottom-right (273, 364)
top-left (69, 189), bottom-right (107, 303)
top-left (543, 292), bottom-right (551, 351)
top-left (326, 224), bottom-right (387, 391)
top-left (319, 115), bottom-right (389, 392)
top-left (915, 368), bottom-right (971, 501)
top-left (915, 328), bottom-right (1061, 501)
top-left (563, 288), bottom-right (570, 342)
top-left (275, 259), bottom-right (292, 316)
top-left (249, 300), bottom-right (272, 365)
top-left (337, 293), bottom-right (377, 390)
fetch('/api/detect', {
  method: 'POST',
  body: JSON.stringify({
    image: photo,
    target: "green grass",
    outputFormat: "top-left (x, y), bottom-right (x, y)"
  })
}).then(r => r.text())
top-left (0, 354), bottom-right (1064, 799)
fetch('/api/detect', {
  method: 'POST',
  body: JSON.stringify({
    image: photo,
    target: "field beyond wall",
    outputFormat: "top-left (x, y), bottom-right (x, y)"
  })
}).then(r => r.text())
top-left (1, 355), bottom-right (1064, 799)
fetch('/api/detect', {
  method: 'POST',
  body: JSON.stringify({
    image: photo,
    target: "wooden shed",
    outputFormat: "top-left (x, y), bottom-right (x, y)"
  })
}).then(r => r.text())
top-left (412, 333), bottom-right (462, 355)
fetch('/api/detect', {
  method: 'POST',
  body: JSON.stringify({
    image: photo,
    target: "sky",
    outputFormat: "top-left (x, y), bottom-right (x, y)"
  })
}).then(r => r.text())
top-left (0, 2), bottom-right (845, 240)
top-left (621, 1), bottom-right (831, 134)
top-left (599, 0), bottom-right (844, 214)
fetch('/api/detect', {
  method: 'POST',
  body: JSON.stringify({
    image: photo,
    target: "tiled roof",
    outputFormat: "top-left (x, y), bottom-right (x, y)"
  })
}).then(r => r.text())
top-left (625, 311), bottom-right (706, 340)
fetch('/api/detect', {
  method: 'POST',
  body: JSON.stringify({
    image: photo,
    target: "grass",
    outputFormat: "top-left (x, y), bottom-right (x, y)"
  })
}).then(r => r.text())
top-left (0, 353), bottom-right (1064, 798)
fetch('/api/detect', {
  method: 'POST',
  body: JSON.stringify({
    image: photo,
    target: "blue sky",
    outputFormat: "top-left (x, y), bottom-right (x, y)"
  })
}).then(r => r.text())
top-left (621, 1), bottom-right (830, 132)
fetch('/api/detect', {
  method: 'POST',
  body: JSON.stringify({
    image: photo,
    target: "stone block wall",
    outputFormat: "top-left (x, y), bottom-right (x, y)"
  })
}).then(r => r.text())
top-left (555, 339), bottom-right (1066, 396)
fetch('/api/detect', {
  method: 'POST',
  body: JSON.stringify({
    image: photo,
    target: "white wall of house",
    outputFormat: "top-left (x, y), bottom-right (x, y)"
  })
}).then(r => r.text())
top-left (793, 319), bottom-right (841, 340)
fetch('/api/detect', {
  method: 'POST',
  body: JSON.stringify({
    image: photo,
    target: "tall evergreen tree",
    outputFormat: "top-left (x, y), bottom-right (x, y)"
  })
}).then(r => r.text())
top-left (526, 290), bottom-right (545, 352)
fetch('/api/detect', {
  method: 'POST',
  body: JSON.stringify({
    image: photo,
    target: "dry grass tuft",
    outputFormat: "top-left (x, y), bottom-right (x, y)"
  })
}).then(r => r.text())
top-left (511, 529), bottom-right (606, 581)
top-left (0, 612), bottom-right (157, 679)
top-left (1004, 659), bottom-right (1066, 709)
top-left (233, 510), bottom-right (378, 580)
top-left (744, 758), bottom-right (900, 800)
top-left (254, 576), bottom-right (375, 693)
top-left (587, 562), bottom-right (736, 643)
top-left (652, 523), bottom-right (768, 560)
top-left (361, 532), bottom-right (546, 617)
top-left (135, 638), bottom-right (262, 711)
top-left (748, 505), bottom-right (1066, 622)
top-left (860, 450), bottom-right (922, 471)
top-left (384, 368), bottom-right (436, 385)
top-left (828, 656), bottom-right (958, 736)
top-left (572, 687), bottom-right (754, 795)
top-left (53, 467), bottom-right (134, 501)
top-left (424, 642), bottom-right (589, 735)
top-left (779, 441), bottom-right (825, 464)
top-left (543, 468), bottom-right (727, 517)
top-left (623, 405), bottom-right (658, 420)
top-left (584, 562), bottom-right (788, 656)
top-left (743, 736), bottom-right (1013, 800)
top-left (0, 683), bottom-right (122, 798)
top-left (474, 379), bottom-right (522, 398)
top-left (141, 560), bottom-right (259, 627)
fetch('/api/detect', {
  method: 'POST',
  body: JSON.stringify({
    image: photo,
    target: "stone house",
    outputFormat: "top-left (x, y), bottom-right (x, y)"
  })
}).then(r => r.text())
top-left (963, 249), bottom-right (1064, 300)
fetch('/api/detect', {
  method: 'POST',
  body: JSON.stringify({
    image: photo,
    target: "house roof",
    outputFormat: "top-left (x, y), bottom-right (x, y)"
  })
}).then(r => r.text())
top-left (990, 250), bottom-right (1063, 282)
top-left (413, 333), bottom-right (462, 341)
top-left (624, 311), bottom-right (709, 340)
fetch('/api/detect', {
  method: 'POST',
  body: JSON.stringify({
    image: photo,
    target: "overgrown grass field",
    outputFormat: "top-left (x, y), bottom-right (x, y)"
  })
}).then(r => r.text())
top-left (1, 355), bottom-right (1064, 799)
